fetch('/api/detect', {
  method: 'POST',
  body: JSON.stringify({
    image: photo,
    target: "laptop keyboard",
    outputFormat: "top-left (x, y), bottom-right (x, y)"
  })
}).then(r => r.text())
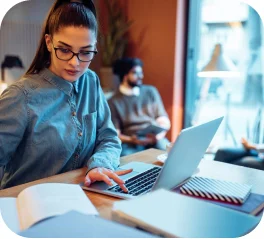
top-left (108, 167), bottom-right (162, 196)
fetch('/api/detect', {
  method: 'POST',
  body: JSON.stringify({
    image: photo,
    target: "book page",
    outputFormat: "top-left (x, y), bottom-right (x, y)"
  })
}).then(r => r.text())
top-left (0, 198), bottom-right (20, 233)
top-left (16, 183), bottom-right (98, 231)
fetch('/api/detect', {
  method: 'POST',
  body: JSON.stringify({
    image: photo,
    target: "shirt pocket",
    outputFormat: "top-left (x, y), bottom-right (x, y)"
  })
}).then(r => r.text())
top-left (83, 111), bottom-right (97, 150)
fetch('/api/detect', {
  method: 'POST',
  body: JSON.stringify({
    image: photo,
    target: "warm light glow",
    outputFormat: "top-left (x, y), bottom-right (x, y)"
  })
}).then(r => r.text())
top-left (198, 44), bottom-right (241, 78)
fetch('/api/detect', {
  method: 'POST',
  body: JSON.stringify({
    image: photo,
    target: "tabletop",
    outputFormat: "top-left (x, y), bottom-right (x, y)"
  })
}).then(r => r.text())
top-left (1, 148), bottom-right (264, 219)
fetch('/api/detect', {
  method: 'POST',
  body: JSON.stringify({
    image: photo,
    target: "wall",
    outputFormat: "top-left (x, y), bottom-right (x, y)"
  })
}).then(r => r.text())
top-left (121, 0), bottom-right (186, 140)
top-left (0, 0), bottom-right (100, 79)
top-left (0, 0), bottom-right (54, 79)
top-left (2, 0), bottom-right (54, 24)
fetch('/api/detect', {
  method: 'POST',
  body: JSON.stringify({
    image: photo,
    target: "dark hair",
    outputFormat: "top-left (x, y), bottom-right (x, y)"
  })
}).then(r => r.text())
top-left (25, 1), bottom-right (97, 75)
top-left (50, 0), bottom-right (97, 19)
top-left (113, 57), bottom-right (143, 82)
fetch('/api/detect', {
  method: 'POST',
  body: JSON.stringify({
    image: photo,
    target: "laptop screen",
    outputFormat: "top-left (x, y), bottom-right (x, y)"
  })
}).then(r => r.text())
top-left (153, 116), bottom-right (224, 190)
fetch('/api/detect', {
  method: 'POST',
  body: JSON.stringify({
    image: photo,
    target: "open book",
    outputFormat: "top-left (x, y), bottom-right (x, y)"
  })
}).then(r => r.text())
top-left (0, 183), bottom-right (98, 233)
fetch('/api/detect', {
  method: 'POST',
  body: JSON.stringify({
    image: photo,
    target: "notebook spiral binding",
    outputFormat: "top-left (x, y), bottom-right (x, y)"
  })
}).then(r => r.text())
top-left (180, 176), bottom-right (252, 204)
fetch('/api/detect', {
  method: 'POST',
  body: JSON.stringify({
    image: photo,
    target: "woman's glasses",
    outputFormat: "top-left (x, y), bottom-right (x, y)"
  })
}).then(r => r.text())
top-left (51, 42), bottom-right (98, 62)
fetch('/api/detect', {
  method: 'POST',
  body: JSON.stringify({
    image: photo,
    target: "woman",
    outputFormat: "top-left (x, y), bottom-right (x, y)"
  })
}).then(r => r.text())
top-left (0, 1), bottom-right (131, 190)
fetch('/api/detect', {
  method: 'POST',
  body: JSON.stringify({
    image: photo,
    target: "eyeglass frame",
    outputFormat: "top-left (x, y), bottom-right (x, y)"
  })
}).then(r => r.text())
top-left (51, 41), bottom-right (98, 62)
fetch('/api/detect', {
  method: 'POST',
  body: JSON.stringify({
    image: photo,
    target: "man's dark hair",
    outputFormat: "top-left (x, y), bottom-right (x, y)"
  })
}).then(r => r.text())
top-left (113, 57), bottom-right (143, 82)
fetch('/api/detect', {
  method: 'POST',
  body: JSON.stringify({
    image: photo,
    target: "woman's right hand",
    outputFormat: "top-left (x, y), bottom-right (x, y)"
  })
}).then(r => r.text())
top-left (84, 167), bottom-right (133, 193)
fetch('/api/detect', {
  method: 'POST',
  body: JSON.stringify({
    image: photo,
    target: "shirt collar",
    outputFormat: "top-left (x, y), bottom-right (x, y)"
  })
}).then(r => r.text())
top-left (40, 68), bottom-right (79, 96)
top-left (72, 80), bottom-right (79, 94)
top-left (119, 84), bottom-right (140, 96)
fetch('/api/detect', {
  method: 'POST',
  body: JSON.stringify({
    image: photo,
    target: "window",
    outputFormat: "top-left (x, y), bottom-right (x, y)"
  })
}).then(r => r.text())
top-left (185, 0), bottom-right (264, 152)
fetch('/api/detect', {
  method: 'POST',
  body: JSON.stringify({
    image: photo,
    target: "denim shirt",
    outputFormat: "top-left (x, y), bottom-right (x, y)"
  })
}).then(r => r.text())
top-left (0, 68), bottom-right (121, 189)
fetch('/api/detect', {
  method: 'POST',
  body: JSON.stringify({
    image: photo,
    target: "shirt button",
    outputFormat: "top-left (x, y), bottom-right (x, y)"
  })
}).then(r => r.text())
top-left (78, 132), bottom-right (83, 137)
top-left (72, 112), bottom-right (76, 116)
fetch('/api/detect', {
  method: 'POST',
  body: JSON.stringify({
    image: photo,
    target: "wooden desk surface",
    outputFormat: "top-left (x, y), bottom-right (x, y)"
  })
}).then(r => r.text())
top-left (1, 148), bottom-right (264, 219)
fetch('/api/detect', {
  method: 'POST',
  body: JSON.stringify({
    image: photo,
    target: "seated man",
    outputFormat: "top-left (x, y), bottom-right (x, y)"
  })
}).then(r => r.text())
top-left (108, 57), bottom-right (171, 156)
top-left (214, 138), bottom-right (264, 170)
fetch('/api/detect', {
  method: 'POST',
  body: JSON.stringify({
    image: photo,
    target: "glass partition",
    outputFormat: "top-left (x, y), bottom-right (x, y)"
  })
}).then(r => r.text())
top-left (185, 0), bottom-right (264, 152)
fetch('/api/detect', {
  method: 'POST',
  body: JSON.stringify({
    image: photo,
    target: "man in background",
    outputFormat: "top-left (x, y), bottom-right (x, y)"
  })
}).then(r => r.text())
top-left (108, 57), bottom-right (171, 156)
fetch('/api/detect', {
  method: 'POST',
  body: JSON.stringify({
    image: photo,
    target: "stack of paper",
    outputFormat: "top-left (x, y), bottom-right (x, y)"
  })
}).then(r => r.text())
top-left (180, 176), bottom-right (252, 204)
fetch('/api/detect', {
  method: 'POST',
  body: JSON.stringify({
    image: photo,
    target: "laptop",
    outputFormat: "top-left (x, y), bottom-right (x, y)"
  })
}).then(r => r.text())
top-left (81, 116), bottom-right (224, 199)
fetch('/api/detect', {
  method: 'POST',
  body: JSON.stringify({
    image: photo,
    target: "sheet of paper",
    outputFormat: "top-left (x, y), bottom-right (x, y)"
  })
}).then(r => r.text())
top-left (112, 189), bottom-right (261, 238)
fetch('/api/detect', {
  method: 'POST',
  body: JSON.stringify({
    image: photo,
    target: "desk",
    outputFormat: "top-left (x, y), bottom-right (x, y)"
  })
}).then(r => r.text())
top-left (0, 148), bottom-right (264, 220)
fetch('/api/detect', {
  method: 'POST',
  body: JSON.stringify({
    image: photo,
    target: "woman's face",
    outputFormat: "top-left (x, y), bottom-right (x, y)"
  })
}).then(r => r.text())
top-left (45, 26), bottom-right (97, 82)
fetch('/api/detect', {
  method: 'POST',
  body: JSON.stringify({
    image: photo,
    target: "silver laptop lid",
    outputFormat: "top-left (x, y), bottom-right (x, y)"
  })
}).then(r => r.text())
top-left (153, 116), bottom-right (224, 190)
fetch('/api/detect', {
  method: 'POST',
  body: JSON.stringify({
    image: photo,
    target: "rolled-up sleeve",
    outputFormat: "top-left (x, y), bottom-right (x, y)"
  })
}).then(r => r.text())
top-left (0, 86), bottom-right (28, 165)
top-left (86, 77), bottom-right (121, 171)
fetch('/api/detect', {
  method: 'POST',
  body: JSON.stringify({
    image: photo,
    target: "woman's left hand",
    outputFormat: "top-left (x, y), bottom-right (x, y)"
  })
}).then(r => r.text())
top-left (84, 167), bottom-right (133, 192)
